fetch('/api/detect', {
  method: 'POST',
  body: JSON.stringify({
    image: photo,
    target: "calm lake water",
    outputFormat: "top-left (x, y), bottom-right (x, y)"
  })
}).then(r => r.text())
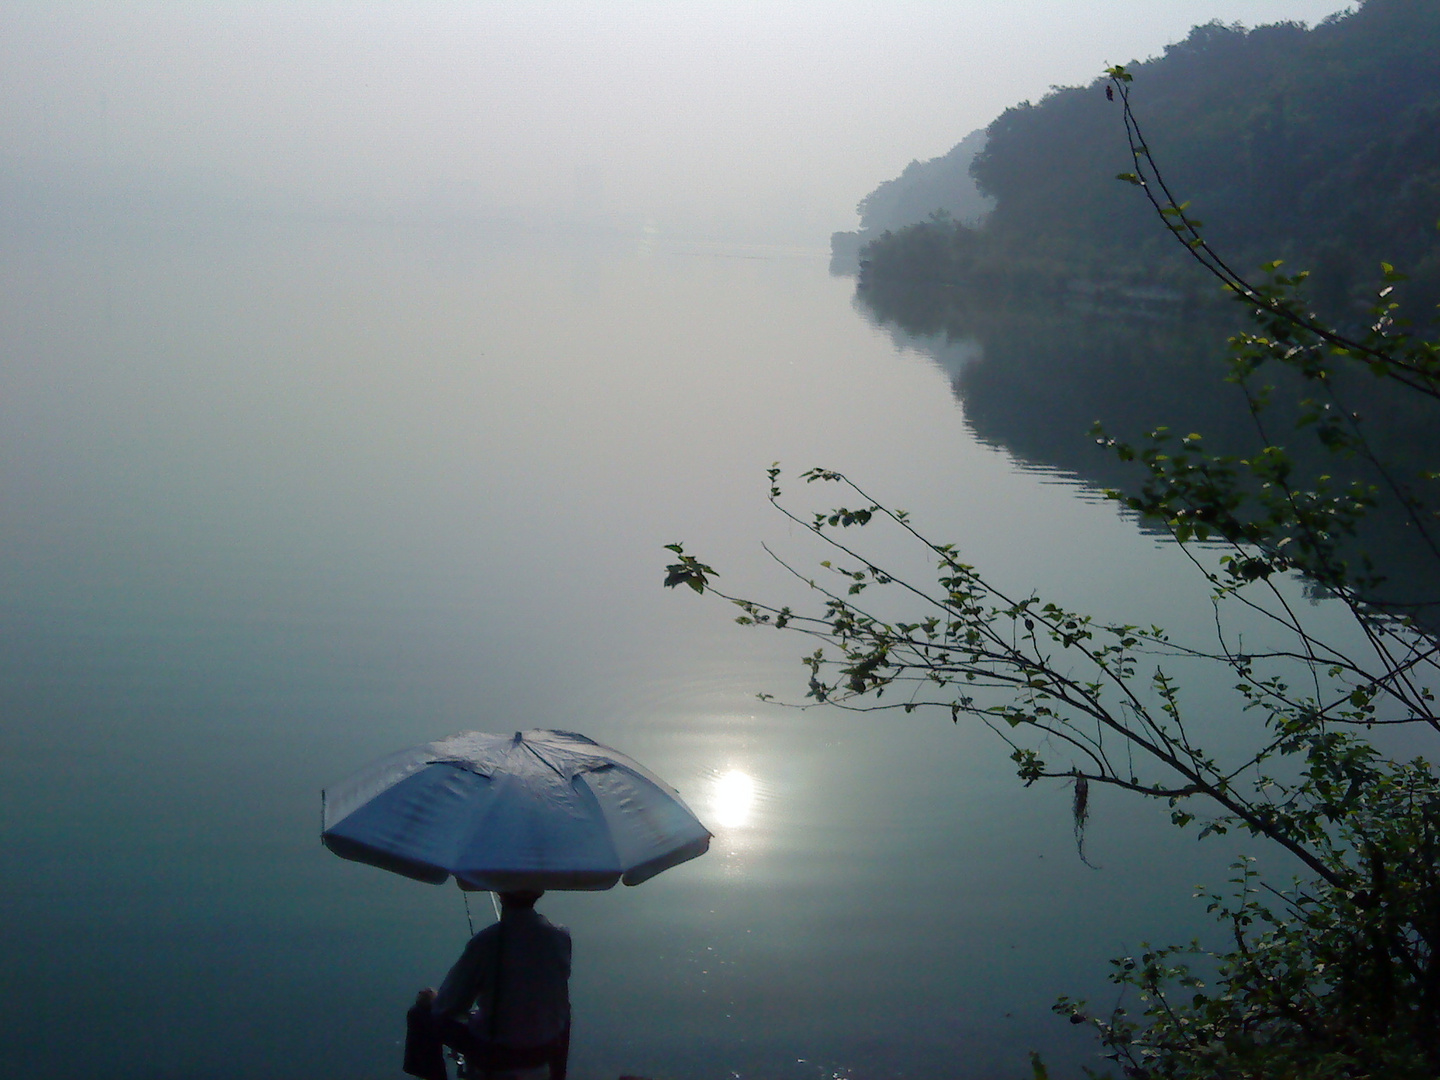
top-left (0, 219), bottom-right (1337, 1079)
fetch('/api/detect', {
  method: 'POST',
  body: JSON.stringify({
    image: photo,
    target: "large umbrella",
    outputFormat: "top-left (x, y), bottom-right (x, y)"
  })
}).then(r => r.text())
top-left (321, 729), bottom-right (711, 891)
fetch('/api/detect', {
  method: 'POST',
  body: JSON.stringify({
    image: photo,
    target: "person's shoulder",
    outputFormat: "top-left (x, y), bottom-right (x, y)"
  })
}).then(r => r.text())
top-left (466, 922), bottom-right (503, 948)
top-left (536, 913), bottom-right (571, 938)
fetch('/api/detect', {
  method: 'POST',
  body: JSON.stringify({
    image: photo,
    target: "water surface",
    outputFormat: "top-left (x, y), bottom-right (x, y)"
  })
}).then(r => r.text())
top-left (0, 222), bottom-right (1322, 1079)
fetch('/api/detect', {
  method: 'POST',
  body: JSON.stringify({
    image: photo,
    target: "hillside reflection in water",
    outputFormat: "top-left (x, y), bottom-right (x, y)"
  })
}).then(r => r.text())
top-left (859, 282), bottom-right (1440, 635)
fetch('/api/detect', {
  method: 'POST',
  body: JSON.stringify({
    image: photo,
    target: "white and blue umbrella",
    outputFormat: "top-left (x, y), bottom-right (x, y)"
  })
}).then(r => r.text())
top-left (322, 729), bottom-right (711, 891)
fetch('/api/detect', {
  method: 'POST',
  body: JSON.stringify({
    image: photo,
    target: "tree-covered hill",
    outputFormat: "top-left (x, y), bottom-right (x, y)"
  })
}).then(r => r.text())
top-left (859, 0), bottom-right (1440, 323)
top-left (829, 129), bottom-right (992, 274)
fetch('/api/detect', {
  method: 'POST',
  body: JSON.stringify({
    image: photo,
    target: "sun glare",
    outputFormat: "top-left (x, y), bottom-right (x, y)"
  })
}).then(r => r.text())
top-left (710, 769), bottom-right (756, 829)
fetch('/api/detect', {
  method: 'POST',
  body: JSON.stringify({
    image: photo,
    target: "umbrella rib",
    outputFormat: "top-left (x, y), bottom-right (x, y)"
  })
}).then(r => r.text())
top-left (518, 737), bottom-right (575, 782)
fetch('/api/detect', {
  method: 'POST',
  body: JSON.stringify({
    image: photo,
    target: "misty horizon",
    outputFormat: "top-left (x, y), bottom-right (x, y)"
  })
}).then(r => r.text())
top-left (4, 0), bottom-right (1353, 247)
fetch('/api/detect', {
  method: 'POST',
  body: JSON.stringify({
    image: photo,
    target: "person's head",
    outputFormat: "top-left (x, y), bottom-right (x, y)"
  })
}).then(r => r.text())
top-left (498, 888), bottom-right (544, 910)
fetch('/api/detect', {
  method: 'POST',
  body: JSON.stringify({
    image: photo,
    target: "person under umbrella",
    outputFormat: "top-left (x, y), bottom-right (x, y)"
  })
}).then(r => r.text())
top-left (324, 730), bottom-right (711, 1080)
top-left (405, 888), bottom-right (571, 1080)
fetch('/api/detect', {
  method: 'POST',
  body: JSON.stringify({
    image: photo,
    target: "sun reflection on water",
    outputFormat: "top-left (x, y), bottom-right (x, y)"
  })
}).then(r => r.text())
top-left (709, 768), bottom-right (757, 829)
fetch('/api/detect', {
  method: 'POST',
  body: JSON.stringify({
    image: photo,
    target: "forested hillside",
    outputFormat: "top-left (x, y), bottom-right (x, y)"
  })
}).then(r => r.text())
top-left (829, 129), bottom-right (991, 273)
top-left (859, 0), bottom-right (1440, 324)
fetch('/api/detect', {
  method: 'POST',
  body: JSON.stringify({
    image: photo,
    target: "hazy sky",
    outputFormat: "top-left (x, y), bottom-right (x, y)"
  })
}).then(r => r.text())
top-left (2, 1), bottom-right (1354, 243)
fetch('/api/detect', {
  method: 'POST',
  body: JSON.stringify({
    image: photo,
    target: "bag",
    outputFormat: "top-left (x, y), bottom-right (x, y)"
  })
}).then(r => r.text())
top-left (403, 994), bottom-right (449, 1080)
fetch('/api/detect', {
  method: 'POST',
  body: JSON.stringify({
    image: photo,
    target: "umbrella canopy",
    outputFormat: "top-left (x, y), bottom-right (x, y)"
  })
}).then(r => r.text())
top-left (321, 729), bottom-right (711, 891)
